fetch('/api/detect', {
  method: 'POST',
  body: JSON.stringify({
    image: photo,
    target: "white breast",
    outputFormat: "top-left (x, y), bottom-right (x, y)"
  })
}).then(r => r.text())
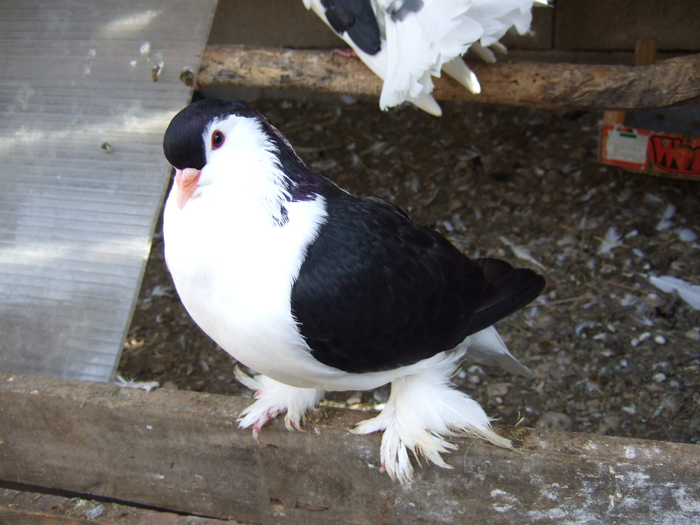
top-left (163, 174), bottom-right (334, 387)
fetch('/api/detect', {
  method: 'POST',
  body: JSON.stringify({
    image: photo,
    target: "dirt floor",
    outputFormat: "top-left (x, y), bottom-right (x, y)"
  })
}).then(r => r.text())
top-left (119, 96), bottom-right (700, 446)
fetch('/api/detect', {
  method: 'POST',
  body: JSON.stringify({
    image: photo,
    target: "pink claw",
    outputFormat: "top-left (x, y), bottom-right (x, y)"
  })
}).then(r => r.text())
top-left (333, 48), bottom-right (357, 58)
top-left (252, 411), bottom-right (272, 441)
top-left (289, 419), bottom-right (305, 432)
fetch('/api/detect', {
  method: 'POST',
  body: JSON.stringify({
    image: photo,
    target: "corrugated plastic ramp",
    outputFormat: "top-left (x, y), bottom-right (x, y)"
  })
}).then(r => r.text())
top-left (0, 0), bottom-right (218, 382)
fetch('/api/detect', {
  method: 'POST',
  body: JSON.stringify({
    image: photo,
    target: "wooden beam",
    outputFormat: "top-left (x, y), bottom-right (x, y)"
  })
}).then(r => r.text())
top-left (1, 372), bottom-right (699, 524)
top-left (196, 45), bottom-right (700, 111)
top-left (0, 488), bottom-right (239, 525)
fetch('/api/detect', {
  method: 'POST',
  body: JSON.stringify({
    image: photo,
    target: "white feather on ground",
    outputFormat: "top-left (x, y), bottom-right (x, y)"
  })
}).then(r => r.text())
top-left (113, 375), bottom-right (159, 392)
top-left (597, 226), bottom-right (623, 256)
top-left (646, 275), bottom-right (700, 311)
top-left (500, 235), bottom-right (547, 270)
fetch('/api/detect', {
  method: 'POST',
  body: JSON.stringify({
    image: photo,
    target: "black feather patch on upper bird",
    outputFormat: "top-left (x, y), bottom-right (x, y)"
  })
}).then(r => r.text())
top-left (321, 0), bottom-right (381, 54)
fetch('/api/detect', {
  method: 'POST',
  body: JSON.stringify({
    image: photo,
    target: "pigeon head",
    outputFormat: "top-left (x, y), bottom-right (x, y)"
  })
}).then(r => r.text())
top-left (163, 99), bottom-right (258, 171)
top-left (163, 99), bottom-right (320, 214)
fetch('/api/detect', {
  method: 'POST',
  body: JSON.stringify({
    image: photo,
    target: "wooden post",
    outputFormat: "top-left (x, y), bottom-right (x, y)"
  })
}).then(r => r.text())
top-left (604, 38), bottom-right (659, 125)
top-left (1, 372), bottom-right (699, 524)
top-left (634, 38), bottom-right (660, 67)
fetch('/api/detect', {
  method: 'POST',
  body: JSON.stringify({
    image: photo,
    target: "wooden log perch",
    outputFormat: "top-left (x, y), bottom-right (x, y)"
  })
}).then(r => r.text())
top-left (1, 372), bottom-right (699, 524)
top-left (196, 45), bottom-right (700, 111)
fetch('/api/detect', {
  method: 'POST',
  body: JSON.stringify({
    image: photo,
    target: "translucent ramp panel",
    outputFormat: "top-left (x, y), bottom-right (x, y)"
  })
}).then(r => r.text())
top-left (0, 0), bottom-right (218, 381)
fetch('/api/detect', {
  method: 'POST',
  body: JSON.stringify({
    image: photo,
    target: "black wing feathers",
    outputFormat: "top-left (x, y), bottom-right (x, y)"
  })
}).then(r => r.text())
top-left (321, 0), bottom-right (381, 55)
top-left (292, 188), bottom-right (485, 373)
top-left (469, 258), bottom-right (546, 335)
top-left (291, 189), bottom-right (545, 374)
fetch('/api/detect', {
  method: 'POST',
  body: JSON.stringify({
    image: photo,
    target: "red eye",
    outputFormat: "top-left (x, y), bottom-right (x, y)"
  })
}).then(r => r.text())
top-left (212, 130), bottom-right (225, 150)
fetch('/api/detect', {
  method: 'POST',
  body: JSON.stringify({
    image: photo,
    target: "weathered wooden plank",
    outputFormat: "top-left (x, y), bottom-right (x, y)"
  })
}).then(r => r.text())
top-left (0, 488), bottom-right (242, 525)
top-left (0, 372), bottom-right (698, 524)
top-left (0, 510), bottom-right (88, 525)
top-left (196, 45), bottom-right (700, 111)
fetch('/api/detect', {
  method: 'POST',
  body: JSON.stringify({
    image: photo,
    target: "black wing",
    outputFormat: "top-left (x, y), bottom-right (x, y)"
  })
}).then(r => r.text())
top-left (321, 0), bottom-right (381, 55)
top-left (469, 257), bottom-right (546, 335)
top-left (290, 188), bottom-right (545, 373)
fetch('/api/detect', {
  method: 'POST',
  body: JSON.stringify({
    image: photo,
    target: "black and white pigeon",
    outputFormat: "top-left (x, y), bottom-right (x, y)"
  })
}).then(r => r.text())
top-left (162, 99), bottom-right (545, 484)
top-left (303, 0), bottom-right (549, 116)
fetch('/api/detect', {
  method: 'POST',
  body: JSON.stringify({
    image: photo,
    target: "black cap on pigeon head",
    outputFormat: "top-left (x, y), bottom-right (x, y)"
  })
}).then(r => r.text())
top-left (163, 99), bottom-right (258, 171)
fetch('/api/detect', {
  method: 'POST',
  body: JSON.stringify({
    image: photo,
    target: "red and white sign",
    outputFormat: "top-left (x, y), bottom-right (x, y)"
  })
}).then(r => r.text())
top-left (599, 125), bottom-right (700, 180)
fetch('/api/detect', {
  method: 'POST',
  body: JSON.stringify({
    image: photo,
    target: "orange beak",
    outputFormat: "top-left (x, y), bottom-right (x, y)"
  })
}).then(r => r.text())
top-left (175, 168), bottom-right (201, 210)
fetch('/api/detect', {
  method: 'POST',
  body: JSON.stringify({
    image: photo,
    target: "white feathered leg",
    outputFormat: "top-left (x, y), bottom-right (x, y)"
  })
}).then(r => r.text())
top-left (235, 367), bottom-right (324, 439)
top-left (351, 351), bottom-right (511, 484)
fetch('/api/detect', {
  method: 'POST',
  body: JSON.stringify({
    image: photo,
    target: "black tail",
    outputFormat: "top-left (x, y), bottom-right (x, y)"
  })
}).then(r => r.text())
top-left (468, 258), bottom-right (546, 334)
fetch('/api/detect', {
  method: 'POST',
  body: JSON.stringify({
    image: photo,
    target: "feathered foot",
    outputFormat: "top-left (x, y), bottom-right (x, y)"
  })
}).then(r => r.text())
top-left (351, 359), bottom-right (511, 485)
top-left (235, 367), bottom-right (324, 439)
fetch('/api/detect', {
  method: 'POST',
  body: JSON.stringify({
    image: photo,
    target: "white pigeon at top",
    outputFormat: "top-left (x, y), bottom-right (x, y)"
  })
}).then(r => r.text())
top-left (162, 99), bottom-right (545, 484)
top-left (303, 0), bottom-right (549, 116)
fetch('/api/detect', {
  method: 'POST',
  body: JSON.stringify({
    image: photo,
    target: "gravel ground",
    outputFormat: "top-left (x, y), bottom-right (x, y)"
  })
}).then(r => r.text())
top-left (119, 96), bottom-right (700, 445)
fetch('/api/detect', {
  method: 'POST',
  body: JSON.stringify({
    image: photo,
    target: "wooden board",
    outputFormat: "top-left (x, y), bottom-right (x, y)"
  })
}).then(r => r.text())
top-left (196, 45), bottom-right (700, 111)
top-left (0, 488), bottom-right (241, 525)
top-left (0, 372), bottom-right (698, 524)
top-left (554, 0), bottom-right (700, 52)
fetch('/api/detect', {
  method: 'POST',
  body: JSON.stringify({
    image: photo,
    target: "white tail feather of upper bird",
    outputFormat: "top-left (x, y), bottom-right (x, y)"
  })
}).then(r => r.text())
top-left (303, 0), bottom-right (550, 115)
